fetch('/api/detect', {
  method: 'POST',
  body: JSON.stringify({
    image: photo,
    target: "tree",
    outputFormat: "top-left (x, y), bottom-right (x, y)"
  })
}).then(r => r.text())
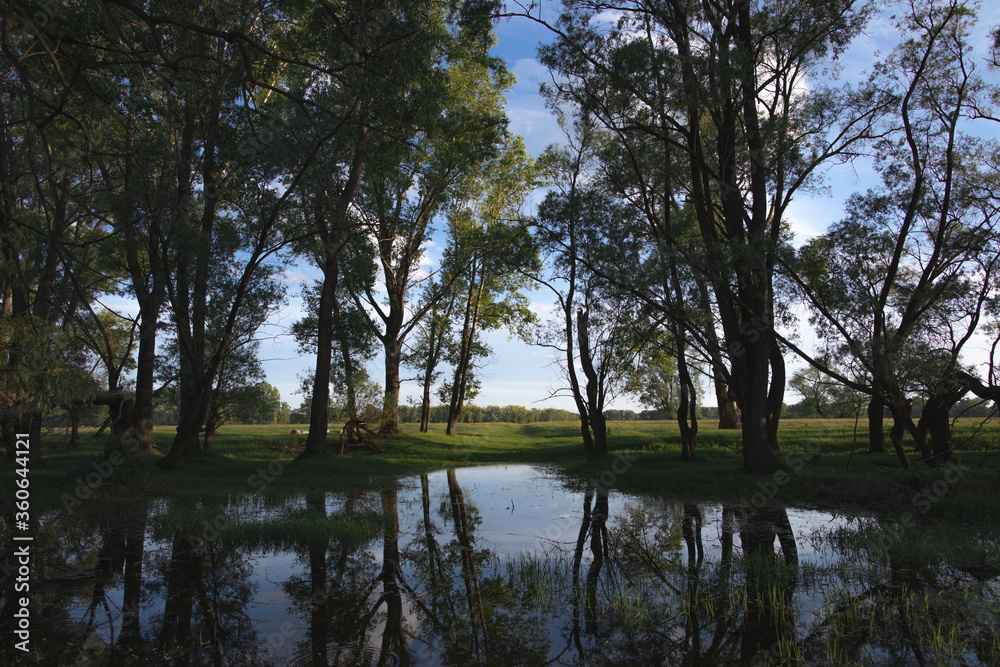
top-left (441, 140), bottom-right (539, 435)
top-left (532, 0), bottom-right (878, 472)
top-left (534, 119), bottom-right (648, 456)
top-left (0, 1), bottom-right (136, 459)
top-left (404, 280), bottom-right (459, 433)
top-left (787, 365), bottom-right (859, 418)
top-left (349, 46), bottom-right (517, 435)
top-left (787, 0), bottom-right (1000, 466)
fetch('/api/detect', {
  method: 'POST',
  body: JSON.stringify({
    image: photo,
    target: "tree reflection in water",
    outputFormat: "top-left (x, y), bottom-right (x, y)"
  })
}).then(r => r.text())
top-left (401, 468), bottom-right (551, 665)
top-left (8, 465), bottom-right (999, 665)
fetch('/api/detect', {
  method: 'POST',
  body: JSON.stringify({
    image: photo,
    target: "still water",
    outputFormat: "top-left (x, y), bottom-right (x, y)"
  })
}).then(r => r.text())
top-left (6, 464), bottom-right (999, 665)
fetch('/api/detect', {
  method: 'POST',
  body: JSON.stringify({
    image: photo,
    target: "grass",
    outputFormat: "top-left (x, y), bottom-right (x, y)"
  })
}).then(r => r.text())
top-left (10, 418), bottom-right (1000, 524)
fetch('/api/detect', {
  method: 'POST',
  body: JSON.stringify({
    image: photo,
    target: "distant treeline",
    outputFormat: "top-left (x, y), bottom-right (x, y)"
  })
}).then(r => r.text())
top-left (397, 404), bottom-right (688, 424)
top-left (133, 397), bottom-right (996, 428)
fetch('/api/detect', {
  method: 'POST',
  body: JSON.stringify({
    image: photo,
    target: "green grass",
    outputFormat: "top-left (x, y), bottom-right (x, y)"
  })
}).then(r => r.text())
top-left (12, 418), bottom-right (1000, 524)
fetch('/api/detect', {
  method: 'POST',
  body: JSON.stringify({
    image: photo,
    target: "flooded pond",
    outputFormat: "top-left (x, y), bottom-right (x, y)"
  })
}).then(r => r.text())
top-left (5, 464), bottom-right (999, 665)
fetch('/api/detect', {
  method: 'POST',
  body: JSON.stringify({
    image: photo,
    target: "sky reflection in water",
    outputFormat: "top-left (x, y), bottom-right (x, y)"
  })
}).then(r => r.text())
top-left (10, 464), bottom-right (999, 666)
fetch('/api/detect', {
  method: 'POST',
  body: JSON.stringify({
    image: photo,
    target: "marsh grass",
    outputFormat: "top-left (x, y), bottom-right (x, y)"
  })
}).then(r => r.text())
top-left (149, 500), bottom-right (384, 551)
top-left (503, 538), bottom-right (1000, 666)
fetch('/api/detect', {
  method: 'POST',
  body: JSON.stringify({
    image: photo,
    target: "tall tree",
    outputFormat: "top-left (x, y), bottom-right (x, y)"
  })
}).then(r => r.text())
top-left (531, 0), bottom-right (879, 472)
top-left (441, 141), bottom-right (539, 434)
top-left (787, 0), bottom-right (1000, 466)
top-left (350, 49), bottom-right (516, 435)
top-left (536, 129), bottom-right (649, 456)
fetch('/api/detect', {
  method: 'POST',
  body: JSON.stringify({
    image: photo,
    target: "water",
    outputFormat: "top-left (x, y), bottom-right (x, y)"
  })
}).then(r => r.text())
top-left (4, 464), bottom-right (998, 665)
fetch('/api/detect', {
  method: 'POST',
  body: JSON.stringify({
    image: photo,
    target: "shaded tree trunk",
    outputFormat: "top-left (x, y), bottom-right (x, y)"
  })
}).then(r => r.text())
top-left (70, 409), bottom-right (82, 448)
top-left (885, 393), bottom-right (913, 468)
top-left (734, 335), bottom-right (784, 474)
top-left (670, 265), bottom-right (697, 460)
top-left (305, 259), bottom-right (338, 457)
top-left (917, 388), bottom-right (965, 465)
top-left (446, 267), bottom-right (486, 436)
top-left (129, 286), bottom-right (162, 454)
top-left (698, 279), bottom-right (741, 430)
top-left (577, 309), bottom-right (606, 456)
top-left (766, 343), bottom-right (785, 451)
top-left (867, 395), bottom-right (887, 453)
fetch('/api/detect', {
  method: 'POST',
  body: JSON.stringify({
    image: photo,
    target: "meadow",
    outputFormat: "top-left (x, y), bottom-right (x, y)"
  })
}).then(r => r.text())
top-left (22, 418), bottom-right (1000, 523)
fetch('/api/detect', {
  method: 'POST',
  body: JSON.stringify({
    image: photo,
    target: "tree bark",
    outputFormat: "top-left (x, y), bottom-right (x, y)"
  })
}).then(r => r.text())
top-left (304, 122), bottom-right (368, 457)
top-left (766, 343), bottom-right (785, 451)
top-left (305, 260), bottom-right (337, 457)
top-left (736, 336), bottom-right (784, 474)
top-left (885, 395), bottom-right (913, 468)
top-left (917, 388), bottom-right (965, 465)
top-left (676, 357), bottom-right (697, 461)
top-left (70, 409), bottom-right (82, 448)
top-left (671, 266), bottom-right (697, 461)
top-left (447, 266), bottom-right (486, 436)
top-left (719, 389), bottom-right (742, 430)
top-left (577, 308), bottom-right (607, 456)
top-left (867, 395), bottom-right (887, 453)
top-left (698, 280), bottom-right (741, 430)
top-left (383, 337), bottom-right (403, 434)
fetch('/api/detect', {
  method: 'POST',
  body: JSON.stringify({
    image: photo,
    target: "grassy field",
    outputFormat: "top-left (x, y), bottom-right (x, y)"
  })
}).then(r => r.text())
top-left (14, 417), bottom-right (1000, 523)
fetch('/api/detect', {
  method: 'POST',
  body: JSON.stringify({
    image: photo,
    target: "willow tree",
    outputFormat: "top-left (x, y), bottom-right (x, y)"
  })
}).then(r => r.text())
top-left (535, 120), bottom-right (649, 457)
top-left (0, 1), bottom-right (134, 460)
top-left (789, 0), bottom-right (1000, 467)
top-left (349, 51), bottom-right (516, 435)
top-left (532, 0), bottom-right (878, 473)
top-left (441, 139), bottom-right (539, 435)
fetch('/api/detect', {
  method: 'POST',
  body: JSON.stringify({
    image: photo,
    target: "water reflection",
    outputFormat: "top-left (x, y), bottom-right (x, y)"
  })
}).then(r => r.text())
top-left (3, 464), bottom-right (998, 665)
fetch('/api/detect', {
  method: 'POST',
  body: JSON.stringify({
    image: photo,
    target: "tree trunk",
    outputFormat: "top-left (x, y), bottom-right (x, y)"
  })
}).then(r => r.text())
top-left (886, 396), bottom-right (913, 468)
top-left (304, 261), bottom-right (337, 458)
top-left (917, 389), bottom-right (966, 465)
top-left (124, 215), bottom-right (164, 454)
top-left (577, 308), bottom-right (607, 456)
top-left (719, 389), bottom-right (742, 430)
top-left (698, 279), bottom-right (740, 430)
top-left (669, 263), bottom-right (697, 460)
top-left (736, 337), bottom-right (784, 474)
top-left (305, 121), bottom-right (368, 453)
top-left (867, 395), bottom-right (887, 453)
top-left (130, 290), bottom-right (161, 453)
top-left (766, 343), bottom-right (785, 451)
top-left (203, 403), bottom-right (220, 451)
top-left (418, 303), bottom-right (451, 433)
top-left (419, 383), bottom-right (432, 433)
top-left (161, 387), bottom-right (207, 470)
top-left (383, 337), bottom-right (402, 434)
top-left (2, 408), bottom-right (42, 464)
top-left (70, 409), bottom-right (82, 448)
top-left (446, 269), bottom-right (485, 436)
top-left (677, 370), bottom-right (697, 461)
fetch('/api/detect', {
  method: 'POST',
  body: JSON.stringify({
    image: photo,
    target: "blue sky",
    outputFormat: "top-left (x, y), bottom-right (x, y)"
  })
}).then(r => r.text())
top-left (257, 2), bottom-right (1000, 415)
